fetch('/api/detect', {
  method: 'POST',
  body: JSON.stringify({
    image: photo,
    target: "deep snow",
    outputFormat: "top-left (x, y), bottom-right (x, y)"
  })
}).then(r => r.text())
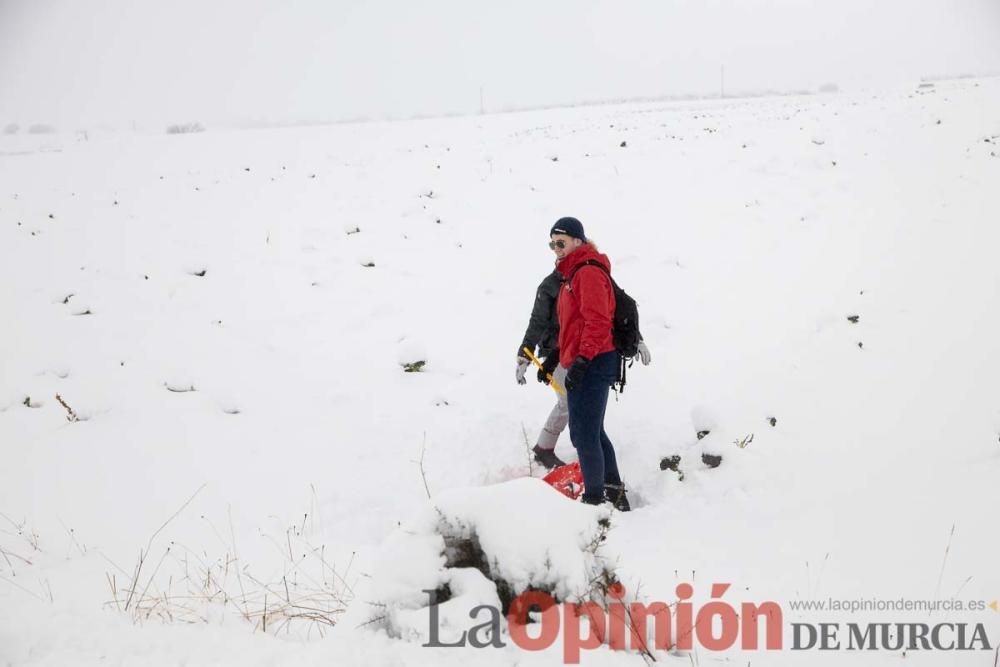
top-left (2, 78), bottom-right (1000, 665)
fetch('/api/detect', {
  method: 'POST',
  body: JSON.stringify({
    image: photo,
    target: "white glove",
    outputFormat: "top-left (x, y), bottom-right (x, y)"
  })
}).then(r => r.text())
top-left (515, 357), bottom-right (530, 385)
top-left (636, 341), bottom-right (652, 366)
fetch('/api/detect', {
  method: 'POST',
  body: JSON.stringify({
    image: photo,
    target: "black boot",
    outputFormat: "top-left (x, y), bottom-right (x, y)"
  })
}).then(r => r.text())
top-left (532, 445), bottom-right (566, 470)
top-left (604, 483), bottom-right (631, 512)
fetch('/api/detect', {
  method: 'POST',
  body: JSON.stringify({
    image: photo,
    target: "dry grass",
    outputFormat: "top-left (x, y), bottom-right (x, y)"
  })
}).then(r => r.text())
top-left (104, 486), bottom-right (354, 638)
top-left (55, 393), bottom-right (80, 422)
top-left (0, 513), bottom-right (53, 602)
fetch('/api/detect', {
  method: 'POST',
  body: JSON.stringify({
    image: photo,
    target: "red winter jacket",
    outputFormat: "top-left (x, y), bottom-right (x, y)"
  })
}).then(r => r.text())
top-left (556, 244), bottom-right (616, 368)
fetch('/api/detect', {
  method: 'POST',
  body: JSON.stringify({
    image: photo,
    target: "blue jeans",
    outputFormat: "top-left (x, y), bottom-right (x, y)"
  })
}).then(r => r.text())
top-left (567, 351), bottom-right (621, 502)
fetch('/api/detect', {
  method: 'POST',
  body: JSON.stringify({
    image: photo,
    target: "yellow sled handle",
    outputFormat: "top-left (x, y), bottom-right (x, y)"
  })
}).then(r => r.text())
top-left (522, 346), bottom-right (566, 396)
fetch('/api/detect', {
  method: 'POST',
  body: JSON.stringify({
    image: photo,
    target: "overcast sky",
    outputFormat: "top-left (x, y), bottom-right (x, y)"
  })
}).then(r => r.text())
top-left (1, 0), bottom-right (999, 129)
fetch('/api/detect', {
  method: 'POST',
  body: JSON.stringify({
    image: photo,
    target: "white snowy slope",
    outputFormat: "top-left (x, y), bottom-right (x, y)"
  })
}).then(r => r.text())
top-left (1, 78), bottom-right (999, 666)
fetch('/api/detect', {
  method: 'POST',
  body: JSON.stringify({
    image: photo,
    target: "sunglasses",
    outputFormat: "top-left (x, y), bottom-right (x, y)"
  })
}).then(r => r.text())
top-left (548, 240), bottom-right (568, 250)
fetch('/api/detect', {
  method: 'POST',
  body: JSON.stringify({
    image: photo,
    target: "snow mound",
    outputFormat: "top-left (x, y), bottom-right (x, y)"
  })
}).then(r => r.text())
top-left (342, 477), bottom-right (617, 643)
top-left (435, 477), bottom-right (614, 601)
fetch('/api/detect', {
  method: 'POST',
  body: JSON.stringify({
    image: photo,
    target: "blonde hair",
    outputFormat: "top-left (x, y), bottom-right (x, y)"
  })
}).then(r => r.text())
top-left (585, 239), bottom-right (599, 251)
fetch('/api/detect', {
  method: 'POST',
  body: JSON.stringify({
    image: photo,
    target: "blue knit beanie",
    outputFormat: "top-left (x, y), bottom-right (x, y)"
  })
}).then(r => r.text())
top-left (550, 217), bottom-right (586, 241)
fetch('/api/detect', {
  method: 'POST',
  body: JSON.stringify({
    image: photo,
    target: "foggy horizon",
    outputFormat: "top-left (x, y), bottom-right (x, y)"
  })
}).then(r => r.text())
top-left (2, 0), bottom-right (999, 131)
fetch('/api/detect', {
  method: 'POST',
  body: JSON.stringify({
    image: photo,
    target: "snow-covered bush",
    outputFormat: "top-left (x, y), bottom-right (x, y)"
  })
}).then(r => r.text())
top-left (343, 478), bottom-right (621, 644)
top-left (3, 122), bottom-right (19, 135)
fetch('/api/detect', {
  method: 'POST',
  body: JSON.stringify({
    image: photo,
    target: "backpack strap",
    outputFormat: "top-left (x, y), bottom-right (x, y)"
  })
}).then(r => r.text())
top-left (566, 259), bottom-right (613, 294)
top-left (612, 355), bottom-right (633, 398)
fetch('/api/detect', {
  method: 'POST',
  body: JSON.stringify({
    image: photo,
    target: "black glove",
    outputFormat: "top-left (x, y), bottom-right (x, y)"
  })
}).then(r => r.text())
top-left (564, 355), bottom-right (590, 391)
top-left (517, 345), bottom-right (531, 360)
top-left (537, 352), bottom-right (560, 384)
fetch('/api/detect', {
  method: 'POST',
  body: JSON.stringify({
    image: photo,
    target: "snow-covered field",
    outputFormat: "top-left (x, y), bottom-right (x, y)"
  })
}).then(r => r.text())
top-left (2, 78), bottom-right (999, 665)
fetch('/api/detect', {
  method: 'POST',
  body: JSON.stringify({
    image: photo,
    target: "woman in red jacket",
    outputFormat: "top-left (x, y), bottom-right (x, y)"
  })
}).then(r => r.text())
top-left (550, 217), bottom-right (630, 511)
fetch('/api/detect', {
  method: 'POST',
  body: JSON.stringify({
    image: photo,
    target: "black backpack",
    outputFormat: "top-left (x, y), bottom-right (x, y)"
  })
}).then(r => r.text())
top-left (567, 260), bottom-right (642, 391)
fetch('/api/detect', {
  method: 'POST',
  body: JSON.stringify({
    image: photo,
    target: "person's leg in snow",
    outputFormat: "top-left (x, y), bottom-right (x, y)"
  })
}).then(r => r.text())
top-left (533, 363), bottom-right (568, 469)
top-left (567, 351), bottom-right (629, 509)
top-left (595, 380), bottom-right (631, 511)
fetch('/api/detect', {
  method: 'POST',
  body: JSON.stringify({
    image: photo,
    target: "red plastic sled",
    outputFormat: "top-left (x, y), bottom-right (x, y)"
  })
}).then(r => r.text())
top-left (543, 462), bottom-right (584, 500)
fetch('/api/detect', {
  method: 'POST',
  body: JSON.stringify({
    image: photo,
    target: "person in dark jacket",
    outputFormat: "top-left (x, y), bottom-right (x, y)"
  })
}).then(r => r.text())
top-left (550, 216), bottom-right (631, 510)
top-left (516, 268), bottom-right (569, 470)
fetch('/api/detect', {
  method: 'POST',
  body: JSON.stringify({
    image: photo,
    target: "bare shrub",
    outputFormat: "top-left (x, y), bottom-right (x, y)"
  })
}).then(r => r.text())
top-left (166, 123), bottom-right (206, 135)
